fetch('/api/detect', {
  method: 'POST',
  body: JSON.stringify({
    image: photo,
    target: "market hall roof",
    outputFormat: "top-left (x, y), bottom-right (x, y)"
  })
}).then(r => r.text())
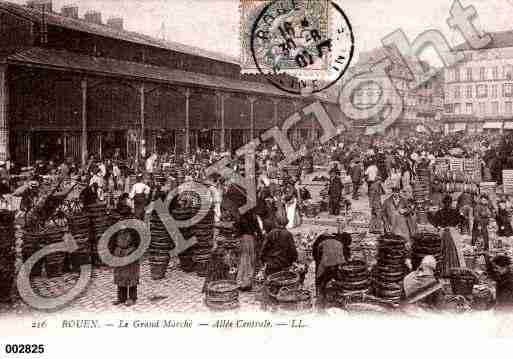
top-left (0, 0), bottom-right (239, 65)
top-left (5, 46), bottom-right (338, 104)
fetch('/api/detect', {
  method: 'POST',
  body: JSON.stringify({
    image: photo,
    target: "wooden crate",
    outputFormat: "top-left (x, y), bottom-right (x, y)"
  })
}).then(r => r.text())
top-left (503, 170), bottom-right (513, 194)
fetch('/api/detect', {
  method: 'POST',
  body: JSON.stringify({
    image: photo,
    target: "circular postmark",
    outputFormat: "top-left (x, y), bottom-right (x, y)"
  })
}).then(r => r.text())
top-left (250, 0), bottom-right (354, 95)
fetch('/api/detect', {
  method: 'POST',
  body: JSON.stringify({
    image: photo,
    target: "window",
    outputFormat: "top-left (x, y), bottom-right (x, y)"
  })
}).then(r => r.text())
top-left (476, 84), bottom-right (488, 98)
top-left (506, 102), bottom-right (513, 114)
top-left (466, 103), bottom-right (473, 114)
top-left (454, 68), bottom-right (461, 82)
top-left (454, 103), bottom-right (461, 114)
top-left (466, 68), bottom-right (473, 81)
top-left (479, 102), bottom-right (486, 115)
top-left (492, 84), bottom-right (498, 98)
top-left (493, 66), bottom-right (499, 80)
top-left (466, 85), bottom-right (472, 98)
top-left (492, 101), bottom-right (499, 115)
top-left (454, 86), bottom-right (461, 99)
top-left (505, 65), bottom-right (513, 80)
top-left (503, 83), bottom-right (513, 97)
top-left (480, 67), bottom-right (486, 81)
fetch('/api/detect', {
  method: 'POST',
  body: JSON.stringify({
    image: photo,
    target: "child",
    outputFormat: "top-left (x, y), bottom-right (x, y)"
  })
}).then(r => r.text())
top-left (496, 199), bottom-right (513, 237)
top-left (112, 229), bottom-right (140, 306)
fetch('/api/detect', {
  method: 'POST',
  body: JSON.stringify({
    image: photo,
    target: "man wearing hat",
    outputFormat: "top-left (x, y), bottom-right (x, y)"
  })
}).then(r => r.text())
top-left (484, 253), bottom-right (513, 311)
top-left (473, 194), bottom-right (493, 251)
top-left (348, 159), bottom-right (363, 200)
top-left (328, 168), bottom-right (343, 216)
top-left (0, 160), bottom-right (9, 197)
top-left (383, 186), bottom-right (413, 242)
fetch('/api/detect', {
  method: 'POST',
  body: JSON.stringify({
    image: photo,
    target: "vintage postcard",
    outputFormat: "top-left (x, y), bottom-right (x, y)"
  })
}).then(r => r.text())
top-left (1, 0), bottom-right (513, 357)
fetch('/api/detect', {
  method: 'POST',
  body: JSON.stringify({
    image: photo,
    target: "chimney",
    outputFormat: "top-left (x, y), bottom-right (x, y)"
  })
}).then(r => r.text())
top-left (106, 17), bottom-right (123, 31)
top-left (61, 5), bottom-right (79, 19)
top-left (27, 0), bottom-right (53, 13)
top-left (84, 10), bottom-right (102, 25)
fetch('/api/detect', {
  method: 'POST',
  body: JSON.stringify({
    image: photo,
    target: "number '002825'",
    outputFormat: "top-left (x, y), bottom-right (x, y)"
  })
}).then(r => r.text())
top-left (4, 344), bottom-right (45, 354)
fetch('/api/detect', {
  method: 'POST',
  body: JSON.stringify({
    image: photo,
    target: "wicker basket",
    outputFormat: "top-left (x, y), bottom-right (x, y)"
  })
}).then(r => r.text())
top-left (463, 254), bottom-right (477, 270)
top-left (450, 268), bottom-right (477, 296)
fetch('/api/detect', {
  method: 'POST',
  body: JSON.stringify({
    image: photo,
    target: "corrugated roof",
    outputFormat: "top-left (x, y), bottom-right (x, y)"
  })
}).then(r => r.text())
top-left (454, 30), bottom-right (513, 51)
top-left (0, 0), bottom-right (240, 65)
top-left (6, 47), bottom-right (337, 103)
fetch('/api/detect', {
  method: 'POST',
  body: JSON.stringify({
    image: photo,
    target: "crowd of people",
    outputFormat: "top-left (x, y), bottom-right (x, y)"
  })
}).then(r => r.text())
top-left (1, 129), bottom-right (513, 310)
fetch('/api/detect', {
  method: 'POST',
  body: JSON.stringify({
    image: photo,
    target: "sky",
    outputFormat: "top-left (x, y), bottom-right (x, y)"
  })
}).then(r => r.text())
top-left (11, 0), bottom-right (513, 65)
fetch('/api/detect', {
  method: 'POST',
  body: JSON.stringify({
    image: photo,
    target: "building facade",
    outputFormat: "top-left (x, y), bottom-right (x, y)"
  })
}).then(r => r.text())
top-left (443, 30), bottom-right (513, 134)
top-left (341, 46), bottom-right (443, 136)
top-left (0, 1), bottom-right (342, 165)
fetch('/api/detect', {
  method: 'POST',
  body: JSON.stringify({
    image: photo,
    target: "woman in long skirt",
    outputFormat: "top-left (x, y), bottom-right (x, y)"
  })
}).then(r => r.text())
top-left (428, 195), bottom-right (465, 277)
top-left (368, 177), bottom-right (385, 234)
top-left (235, 213), bottom-right (258, 291)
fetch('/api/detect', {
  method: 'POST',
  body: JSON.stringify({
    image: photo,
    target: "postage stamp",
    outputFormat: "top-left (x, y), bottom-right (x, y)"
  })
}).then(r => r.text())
top-left (240, 0), bottom-right (355, 95)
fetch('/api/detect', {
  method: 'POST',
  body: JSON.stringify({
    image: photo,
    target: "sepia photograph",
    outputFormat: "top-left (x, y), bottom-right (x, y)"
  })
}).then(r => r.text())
top-left (0, 0), bottom-right (513, 356)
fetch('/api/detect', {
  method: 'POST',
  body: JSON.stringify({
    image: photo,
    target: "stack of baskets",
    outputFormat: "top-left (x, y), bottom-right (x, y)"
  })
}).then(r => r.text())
top-left (149, 211), bottom-right (174, 280)
top-left (0, 210), bottom-right (15, 302)
top-left (372, 234), bottom-right (407, 303)
top-left (284, 165), bottom-right (301, 182)
top-left (22, 231), bottom-right (44, 277)
top-left (173, 206), bottom-right (196, 273)
top-left (449, 157), bottom-right (464, 172)
top-left (191, 207), bottom-right (215, 277)
top-left (68, 214), bottom-right (91, 271)
top-left (503, 170), bottom-right (513, 195)
top-left (325, 260), bottom-right (370, 307)
top-left (86, 202), bottom-right (110, 266)
top-left (411, 232), bottom-right (442, 274)
top-left (205, 280), bottom-right (239, 311)
top-left (449, 267), bottom-right (477, 296)
top-left (174, 168), bottom-right (185, 186)
top-left (480, 182), bottom-right (497, 197)
top-left (44, 226), bottom-right (67, 278)
top-left (338, 260), bottom-right (370, 293)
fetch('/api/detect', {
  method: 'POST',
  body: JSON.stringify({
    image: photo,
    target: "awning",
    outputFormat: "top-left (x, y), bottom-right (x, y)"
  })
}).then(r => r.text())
top-left (7, 47), bottom-right (337, 104)
top-left (483, 121), bottom-right (503, 129)
top-left (504, 122), bottom-right (513, 130)
top-left (452, 123), bottom-right (466, 132)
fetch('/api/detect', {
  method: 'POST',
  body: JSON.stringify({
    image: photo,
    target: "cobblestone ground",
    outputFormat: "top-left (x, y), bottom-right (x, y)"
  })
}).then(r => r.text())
top-left (3, 182), bottom-right (487, 316)
top-left (0, 183), bottom-right (372, 316)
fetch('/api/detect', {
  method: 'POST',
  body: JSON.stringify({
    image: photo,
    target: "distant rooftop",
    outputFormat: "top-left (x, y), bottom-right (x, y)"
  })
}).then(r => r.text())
top-left (454, 30), bottom-right (513, 51)
top-left (0, 0), bottom-right (240, 65)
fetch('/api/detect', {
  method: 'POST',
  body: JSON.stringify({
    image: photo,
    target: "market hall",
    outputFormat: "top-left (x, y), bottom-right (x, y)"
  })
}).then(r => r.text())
top-left (0, 0), bottom-right (342, 165)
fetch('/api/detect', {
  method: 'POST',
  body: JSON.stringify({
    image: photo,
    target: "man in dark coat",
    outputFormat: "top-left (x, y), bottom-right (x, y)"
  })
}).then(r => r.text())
top-left (261, 215), bottom-right (298, 276)
top-left (348, 160), bottom-right (363, 200)
top-left (328, 169), bottom-right (343, 215)
top-left (485, 253), bottom-right (513, 311)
